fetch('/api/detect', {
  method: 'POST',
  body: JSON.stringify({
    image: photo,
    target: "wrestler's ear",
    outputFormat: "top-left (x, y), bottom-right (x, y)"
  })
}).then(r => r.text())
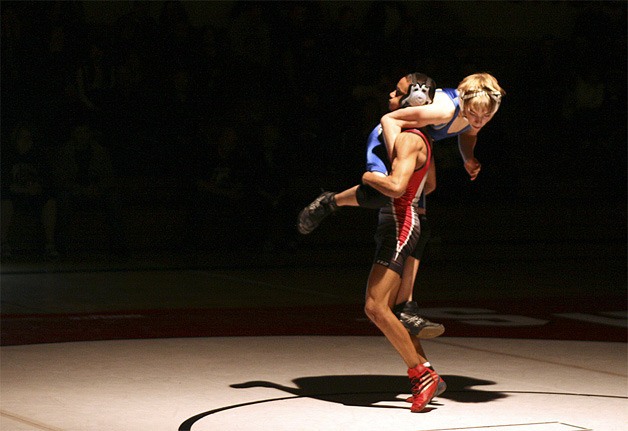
top-left (401, 73), bottom-right (436, 108)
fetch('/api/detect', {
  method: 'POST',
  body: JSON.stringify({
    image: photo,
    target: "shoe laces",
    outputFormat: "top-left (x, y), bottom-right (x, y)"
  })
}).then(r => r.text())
top-left (402, 314), bottom-right (426, 327)
top-left (309, 195), bottom-right (333, 216)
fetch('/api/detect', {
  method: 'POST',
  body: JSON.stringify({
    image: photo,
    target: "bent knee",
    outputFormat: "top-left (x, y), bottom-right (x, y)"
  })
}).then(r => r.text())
top-left (364, 301), bottom-right (389, 323)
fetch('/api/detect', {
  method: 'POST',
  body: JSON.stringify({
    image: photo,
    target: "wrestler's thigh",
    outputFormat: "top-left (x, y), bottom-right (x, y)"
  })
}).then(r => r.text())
top-left (365, 263), bottom-right (401, 307)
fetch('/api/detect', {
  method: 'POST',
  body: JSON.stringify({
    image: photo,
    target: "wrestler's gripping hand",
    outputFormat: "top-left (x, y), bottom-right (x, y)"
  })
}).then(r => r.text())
top-left (464, 157), bottom-right (481, 181)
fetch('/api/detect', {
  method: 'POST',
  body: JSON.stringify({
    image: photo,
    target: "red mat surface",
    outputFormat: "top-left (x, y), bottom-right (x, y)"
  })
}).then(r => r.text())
top-left (2, 297), bottom-right (625, 346)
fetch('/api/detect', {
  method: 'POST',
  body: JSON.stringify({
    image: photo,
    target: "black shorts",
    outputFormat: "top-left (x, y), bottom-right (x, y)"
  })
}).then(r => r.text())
top-left (373, 206), bottom-right (421, 276)
top-left (411, 214), bottom-right (431, 260)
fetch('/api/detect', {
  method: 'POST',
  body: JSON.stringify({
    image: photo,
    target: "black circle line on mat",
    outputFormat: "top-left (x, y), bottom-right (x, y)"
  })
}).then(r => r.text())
top-left (178, 390), bottom-right (627, 431)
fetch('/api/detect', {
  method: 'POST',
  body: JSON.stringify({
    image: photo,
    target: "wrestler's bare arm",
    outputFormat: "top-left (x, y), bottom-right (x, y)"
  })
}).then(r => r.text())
top-left (380, 97), bottom-right (454, 159)
top-left (458, 130), bottom-right (481, 181)
top-left (362, 133), bottom-right (426, 198)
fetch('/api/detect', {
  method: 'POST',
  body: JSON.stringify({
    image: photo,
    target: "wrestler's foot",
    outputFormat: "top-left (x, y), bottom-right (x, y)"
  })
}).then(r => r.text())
top-left (434, 375), bottom-right (447, 398)
top-left (406, 374), bottom-right (447, 403)
top-left (408, 364), bottom-right (439, 412)
top-left (393, 301), bottom-right (445, 338)
top-left (297, 191), bottom-right (338, 235)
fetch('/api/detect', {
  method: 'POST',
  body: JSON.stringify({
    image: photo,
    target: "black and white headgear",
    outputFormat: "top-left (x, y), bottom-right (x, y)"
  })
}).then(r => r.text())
top-left (400, 73), bottom-right (436, 108)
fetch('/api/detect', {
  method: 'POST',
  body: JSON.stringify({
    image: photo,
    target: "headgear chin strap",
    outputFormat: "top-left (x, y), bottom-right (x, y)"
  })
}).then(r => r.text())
top-left (400, 73), bottom-right (436, 108)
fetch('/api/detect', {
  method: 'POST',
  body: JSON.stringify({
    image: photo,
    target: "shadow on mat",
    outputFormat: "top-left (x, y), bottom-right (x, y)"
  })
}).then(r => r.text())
top-left (179, 375), bottom-right (507, 430)
top-left (230, 374), bottom-right (507, 406)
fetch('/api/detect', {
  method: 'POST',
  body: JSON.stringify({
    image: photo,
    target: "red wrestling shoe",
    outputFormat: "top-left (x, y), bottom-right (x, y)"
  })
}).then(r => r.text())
top-left (407, 364), bottom-right (439, 412)
top-left (405, 373), bottom-right (446, 403)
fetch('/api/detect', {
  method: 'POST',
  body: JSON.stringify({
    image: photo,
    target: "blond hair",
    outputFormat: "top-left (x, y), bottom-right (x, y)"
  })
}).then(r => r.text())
top-left (458, 73), bottom-right (505, 115)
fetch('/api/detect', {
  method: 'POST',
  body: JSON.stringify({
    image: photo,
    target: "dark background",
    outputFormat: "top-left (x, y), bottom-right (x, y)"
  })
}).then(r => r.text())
top-left (1, 1), bottom-right (626, 268)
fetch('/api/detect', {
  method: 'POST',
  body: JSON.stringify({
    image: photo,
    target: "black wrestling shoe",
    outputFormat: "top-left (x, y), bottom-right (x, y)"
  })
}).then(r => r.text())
top-left (297, 191), bottom-right (338, 235)
top-left (393, 301), bottom-right (445, 339)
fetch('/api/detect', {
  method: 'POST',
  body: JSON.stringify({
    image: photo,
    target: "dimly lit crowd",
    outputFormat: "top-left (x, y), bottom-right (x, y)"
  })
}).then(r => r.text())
top-left (1, 1), bottom-right (625, 259)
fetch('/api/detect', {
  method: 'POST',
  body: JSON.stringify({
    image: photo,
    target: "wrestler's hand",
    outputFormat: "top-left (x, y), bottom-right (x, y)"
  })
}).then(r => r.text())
top-left (464, 157), bottom-right (481, 181)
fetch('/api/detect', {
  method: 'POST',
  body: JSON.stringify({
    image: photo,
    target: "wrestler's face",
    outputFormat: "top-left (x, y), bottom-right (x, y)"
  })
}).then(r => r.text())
top-left (464, 107), bottom-right (494, 130)
top-left (388, 76), bottom-right (411, 111)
